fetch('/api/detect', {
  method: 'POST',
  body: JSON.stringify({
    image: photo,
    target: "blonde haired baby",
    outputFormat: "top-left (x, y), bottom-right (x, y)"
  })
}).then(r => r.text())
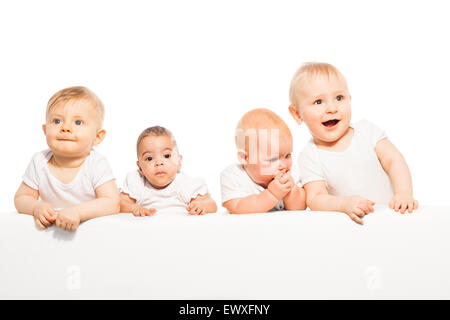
top-left (221, 108), bottom-right (306, 213)
top-left (14, 86), bottom-right (120, 231)
top-left (288, 62), bottom-right (418, 224)
top-left (120, 126), bottom-right (217, 215)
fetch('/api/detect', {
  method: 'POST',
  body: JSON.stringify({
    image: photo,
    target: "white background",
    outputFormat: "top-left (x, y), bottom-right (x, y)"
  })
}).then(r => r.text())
top-left (1, 0), bottom-right (449, 211)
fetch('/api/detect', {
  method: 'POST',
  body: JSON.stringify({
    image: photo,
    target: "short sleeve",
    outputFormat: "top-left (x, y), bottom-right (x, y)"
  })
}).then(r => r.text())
top-left (22, 153), bottom-right (41, 190)
top-left (91, 152), bottom-right (115, 189)
top-left (297, 146), bottom-right (326, 186)
top-left (178, 174), bottom-right (209, 204)
top-left (220, 165), bottom-right (253, 203)
top-left (121, 170), bottom-right (144, 202)
top-left (358, 119), bottom-right (387, 147)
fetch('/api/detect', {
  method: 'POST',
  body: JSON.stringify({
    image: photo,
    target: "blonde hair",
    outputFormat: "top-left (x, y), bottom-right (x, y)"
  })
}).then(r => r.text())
top-left (235, 108), bottom-right (292, 154)
top-left (289, 62), bottom-right (344, 110)
top-left (136, 126), bottom-right (177, 157)
top-left (46, 86), bottom-right (105, 126)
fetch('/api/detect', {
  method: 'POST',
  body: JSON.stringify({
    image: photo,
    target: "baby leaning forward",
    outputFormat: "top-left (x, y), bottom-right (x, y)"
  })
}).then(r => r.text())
top-left (288, 62), bottom-right (419, 224)
top-left (14, 86), bottom-right (120, 231)
top-left (119, 126), bottom-right (217, 216)
top-left (220, 108), bottom-right (306, 213)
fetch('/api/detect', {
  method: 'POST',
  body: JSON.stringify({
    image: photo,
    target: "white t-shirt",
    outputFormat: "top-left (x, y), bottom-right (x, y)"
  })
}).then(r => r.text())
top-left (121, 170), bottom-right (209, 211)
top-left (22, 149), bottom-right (115, 211)
top-left (298, 120), bottom-right (394, 204)
top-left (220, 163), bottom-right (284, 211)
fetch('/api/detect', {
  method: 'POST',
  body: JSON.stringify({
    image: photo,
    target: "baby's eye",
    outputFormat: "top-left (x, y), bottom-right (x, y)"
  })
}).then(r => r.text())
top-left (164, 154), bottom-right (171, 159)
top-left (336, 95), bottom-right (344, 101)
top-left (75, 120), bottom-right (83, 125)
top-left (313, 99), bottom-right (322, 105)
top-left (146, 157), bottom-right (153, 161)
top-left (53, 119), bottom-right (61, 124)
top-left (285, 154), bottom-right (291, 159)
top-left (269, 157), bottom-right (279, 163)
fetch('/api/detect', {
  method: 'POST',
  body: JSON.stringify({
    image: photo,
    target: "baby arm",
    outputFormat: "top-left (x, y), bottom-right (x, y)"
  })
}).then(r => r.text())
top-left (55, 180), bottom-right (120, 231)
top-left (223, 190), bottom-right (279, 214)
top-left (187, 194), bottom-right (217, 215)
top-left (120, 192), bottom-right (156, 217)
top-left (282, 172), bottom-right (307, 210)
top-left (375, 139), bottom-right (418, 213)
top-left (223, 173), bottom-right (291, 214)
top-left (14, 182), bottom-right (57, 229)
top-left (305, 181), bottom-right (375, 225)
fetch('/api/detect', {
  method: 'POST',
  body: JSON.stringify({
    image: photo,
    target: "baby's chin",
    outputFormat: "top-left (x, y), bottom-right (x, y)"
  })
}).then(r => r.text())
top-left (50, 146), bottom-right (92, 159)
top-left (147, 175), bottom-right (177, 189)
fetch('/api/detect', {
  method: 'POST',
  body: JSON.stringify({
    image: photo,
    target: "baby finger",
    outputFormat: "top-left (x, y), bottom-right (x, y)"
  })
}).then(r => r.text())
top-left (362, 203), bottom-right (373, 214)
top-left (39, 216), bottom-right (50, 227)
top-left (35, 218), bottom-right (46, 229)
top-left (394, 201), bottom-right (401, 212)
top-left (400, 202), bottom-right (407, 214)
top-left (44, 211), bottom-right (55, 223)
top-left (407, 201), bottom-right (414, 213)
top-left (58, 220), bottom-right (66, 230)
top-left (279, 174), bottom-right (289, 184)
top-left (350, 213), bottom-right (364, 225)
top-left (354, 207), bottom-right (366, 217)
top-left (389, 199), bottom-right (394, 209)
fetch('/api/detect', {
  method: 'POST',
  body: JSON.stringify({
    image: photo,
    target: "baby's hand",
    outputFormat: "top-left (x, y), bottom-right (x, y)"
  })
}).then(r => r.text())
top-left (187, 201), bottom-right (207, 215)
top-left (281, 172), bottom-right (296, 198)
top-left (342, 196), bottom-right (375, 225)
top-left (55, 207), bottom-right (81, 231)
top-left (132, 204), bottom-right (157, 217)
top-left (268, 171), bottom-right (292, 200)
top-left (389, 194), bottom-right (418, 214)
top-left (32, 201), bottom-right (57, 229)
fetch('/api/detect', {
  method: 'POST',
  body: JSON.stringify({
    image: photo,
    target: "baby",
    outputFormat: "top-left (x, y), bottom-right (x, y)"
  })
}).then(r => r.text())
top-left (288, 62), bottom-right (419, 224)
top-left (221, 108), bottom-right (306, 213)
top-left (120, 126), bottom-right (217, 215)
top-left (14, 86), bottom-right (120, 231)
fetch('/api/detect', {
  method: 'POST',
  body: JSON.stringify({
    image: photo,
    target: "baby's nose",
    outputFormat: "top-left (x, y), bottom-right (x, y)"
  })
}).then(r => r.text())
top-left (61, 124), bottom-right (72, 132)
top-left (326, 102), bottom-right (338, 113)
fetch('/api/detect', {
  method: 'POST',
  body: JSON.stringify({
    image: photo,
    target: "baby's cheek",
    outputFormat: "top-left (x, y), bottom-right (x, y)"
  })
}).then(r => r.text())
top-left (141, 168), bottom-right (154, 181)
top-left (258, 164), bottom-right (278, 178)
top-left (286, 159), bottom-right (293, 170)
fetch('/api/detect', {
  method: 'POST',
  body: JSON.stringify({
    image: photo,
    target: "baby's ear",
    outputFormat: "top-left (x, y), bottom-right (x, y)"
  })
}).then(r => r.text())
top-left (136, 161), bottom-right (143, 175)
top-left (288, 105), bottom-right (303, 125)
top-left (94, 129), bottom-right (106, 146)
top-left (237, 149), bottom-right (248, 165)
top-left (177, 154), bottom-right (183, 173)
top-left (42, 124), bottom-right (47, 135)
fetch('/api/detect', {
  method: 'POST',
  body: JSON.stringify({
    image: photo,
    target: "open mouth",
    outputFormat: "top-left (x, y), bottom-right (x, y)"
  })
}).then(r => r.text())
top-left (322, 119), bottom-right (340, 127)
